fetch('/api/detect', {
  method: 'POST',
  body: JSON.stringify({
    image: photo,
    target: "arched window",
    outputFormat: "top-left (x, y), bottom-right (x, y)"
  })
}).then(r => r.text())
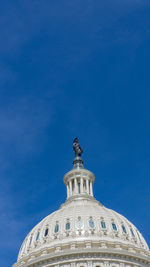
top-left (72, 180), bottom-right (75, 192)
top-left (54, 224), bottom-right (59, 233)
top-left (19, 242), bottom-right (24, 254)
top-left (44, 228), bottom-right (49, 237)
top-left (29, 236), bottom-right (32, 246)
top-left (122, 225), bottom-right (127, 234)
top-left (101, 220), bottom-right (106, 229)
top-left (136, 231), bottom-right (142, 242)
top-left (89, 218), bottom-right (95, 228)
top-left (78, 182), bottom-right (80, 193)
top-left (112, 223), bottom-right (117, 231)
top-left (36, 231), bottom-right (40, 241)
top-left (77, 217), bottom-right (83, 229)
top-left (66, 221), bottom-right (70, 230)
top-left (83, 180), bottom-right (86, 191)
top-left (130, 228), bottom-right (135, 237)
top-left (20, 238), bottom-right (27, 255)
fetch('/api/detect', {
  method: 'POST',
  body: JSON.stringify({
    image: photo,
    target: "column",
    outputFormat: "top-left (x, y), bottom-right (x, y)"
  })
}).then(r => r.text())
top-left (67, 183), bottom-right (69, 198)
top-left (90, 181), bottom-right (93, 196)
top-left (86, 179), bottom-right (89, 195)
top-left (104, 261), bottom-right (109, 267)
top-left (69, 180), bottom-right (72, 197)
top-left (80, 177), bottom-right (83, 193)
top-left (74, 178), bottom-right (78, 194)
top-left (87, 261), bottom-right (92, 267)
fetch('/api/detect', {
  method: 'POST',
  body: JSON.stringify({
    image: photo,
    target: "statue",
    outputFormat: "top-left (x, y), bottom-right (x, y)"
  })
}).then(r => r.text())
top-left (73, 138), bottom-right (83, 157)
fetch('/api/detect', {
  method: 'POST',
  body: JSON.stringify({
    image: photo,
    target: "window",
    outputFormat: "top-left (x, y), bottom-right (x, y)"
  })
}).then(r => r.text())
top-left (44, 228), bottom-right (49, 237)
top-left (130, 228), bottom-right (135, 237)
top-left (78, 182), bottom-right (80, 193)
top-left (66, 221), bottom-right (70, 230)
top-left (23, 239), bottom-right (27, 252)
top-left (54, 224), bottom-right (59, 233)
top-left (136, 231), bottom-right (142, 242)
top-left (19, 242), bottom-right (24, 254)
top-left (77, 217), bottom-right (83, 229)
top-left (83, 180), bottom-right (86, 191)
top-left (101, 220), bottom-right (106, 229)
top-left (29, 236), bottom-right (32, 246)
top-left (122, 225), bottom-right (127, 234)
top-left (36, 231), bottom-right (40, 241)
top-left (89, 218), bottom-right (95, 229)
top-left (20, 239), bottom-right (27, 254)
top-left (112, 223), bottom-right (117, 231)
top-left (72, 180), bottom-right (75, 192)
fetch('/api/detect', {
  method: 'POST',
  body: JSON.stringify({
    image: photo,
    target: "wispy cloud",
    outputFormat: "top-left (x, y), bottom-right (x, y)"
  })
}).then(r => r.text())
top-left (0, 93), bottom-right (54, 266)
top-left (0, 95), bottom-right (53, 161)
top-left (0, 0), bottom-right (149, 55)
top-left (0, 1), bottom-right (150, 266)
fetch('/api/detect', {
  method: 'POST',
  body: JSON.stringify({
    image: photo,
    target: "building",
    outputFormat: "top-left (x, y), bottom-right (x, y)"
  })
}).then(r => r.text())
top-left (13, 139), bottom-right (150, 267)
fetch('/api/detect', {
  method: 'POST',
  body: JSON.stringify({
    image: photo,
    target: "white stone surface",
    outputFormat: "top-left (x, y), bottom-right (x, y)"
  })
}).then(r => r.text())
top-left (13, 167), bottom-right (150, 267)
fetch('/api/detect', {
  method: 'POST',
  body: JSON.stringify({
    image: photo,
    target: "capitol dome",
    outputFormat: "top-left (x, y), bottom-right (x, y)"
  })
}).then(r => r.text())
top-left (13, 139), bottom-right (150, 267)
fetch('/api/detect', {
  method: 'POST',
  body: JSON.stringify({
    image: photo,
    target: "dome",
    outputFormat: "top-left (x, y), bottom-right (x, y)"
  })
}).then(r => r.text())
top-left (13, 138), bottom-right (150, 267)
top-left (18, 190), bottom-right (148, 260)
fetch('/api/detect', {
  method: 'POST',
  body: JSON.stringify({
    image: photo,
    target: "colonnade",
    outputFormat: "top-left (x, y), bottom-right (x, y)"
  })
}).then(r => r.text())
top-left (66, 176), bottom-right (93, 198)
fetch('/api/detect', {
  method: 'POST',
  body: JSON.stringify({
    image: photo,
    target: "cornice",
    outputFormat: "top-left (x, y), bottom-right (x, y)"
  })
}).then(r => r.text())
top-left (13, 248), bottom-right (150, 267)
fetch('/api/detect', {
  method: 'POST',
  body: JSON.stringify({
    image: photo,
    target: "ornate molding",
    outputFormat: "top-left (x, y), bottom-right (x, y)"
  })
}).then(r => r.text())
top-left (13, 248), bottom-right (150, 267)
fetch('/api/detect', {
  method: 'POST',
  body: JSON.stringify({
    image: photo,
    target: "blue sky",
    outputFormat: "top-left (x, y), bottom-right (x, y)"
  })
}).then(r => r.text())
top-left (0, 0), bottom-right (150, 266)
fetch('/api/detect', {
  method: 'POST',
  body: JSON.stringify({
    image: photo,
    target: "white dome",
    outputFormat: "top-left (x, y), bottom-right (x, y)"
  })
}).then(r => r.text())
top-left (13, 142), bottom-right (150, 267)
top-left (18, 193), bottom-right (149, 261)
top-left (17, 167), bottom-right (149, 265)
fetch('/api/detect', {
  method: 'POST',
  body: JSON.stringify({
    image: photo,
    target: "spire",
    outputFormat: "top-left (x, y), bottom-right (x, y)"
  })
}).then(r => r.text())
top-left (63, 138), bottom-right (95, 200)
top-left (73, 138), bottom-right (84, 169)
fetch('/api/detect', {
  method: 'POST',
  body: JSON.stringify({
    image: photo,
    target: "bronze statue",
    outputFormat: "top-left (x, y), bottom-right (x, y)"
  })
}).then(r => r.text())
top-left (73, 138), bottom-right (83, 157)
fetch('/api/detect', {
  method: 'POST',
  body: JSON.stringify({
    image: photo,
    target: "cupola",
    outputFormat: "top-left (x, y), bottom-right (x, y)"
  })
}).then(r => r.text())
top-left (63, 138), bottom-right (95, 199)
